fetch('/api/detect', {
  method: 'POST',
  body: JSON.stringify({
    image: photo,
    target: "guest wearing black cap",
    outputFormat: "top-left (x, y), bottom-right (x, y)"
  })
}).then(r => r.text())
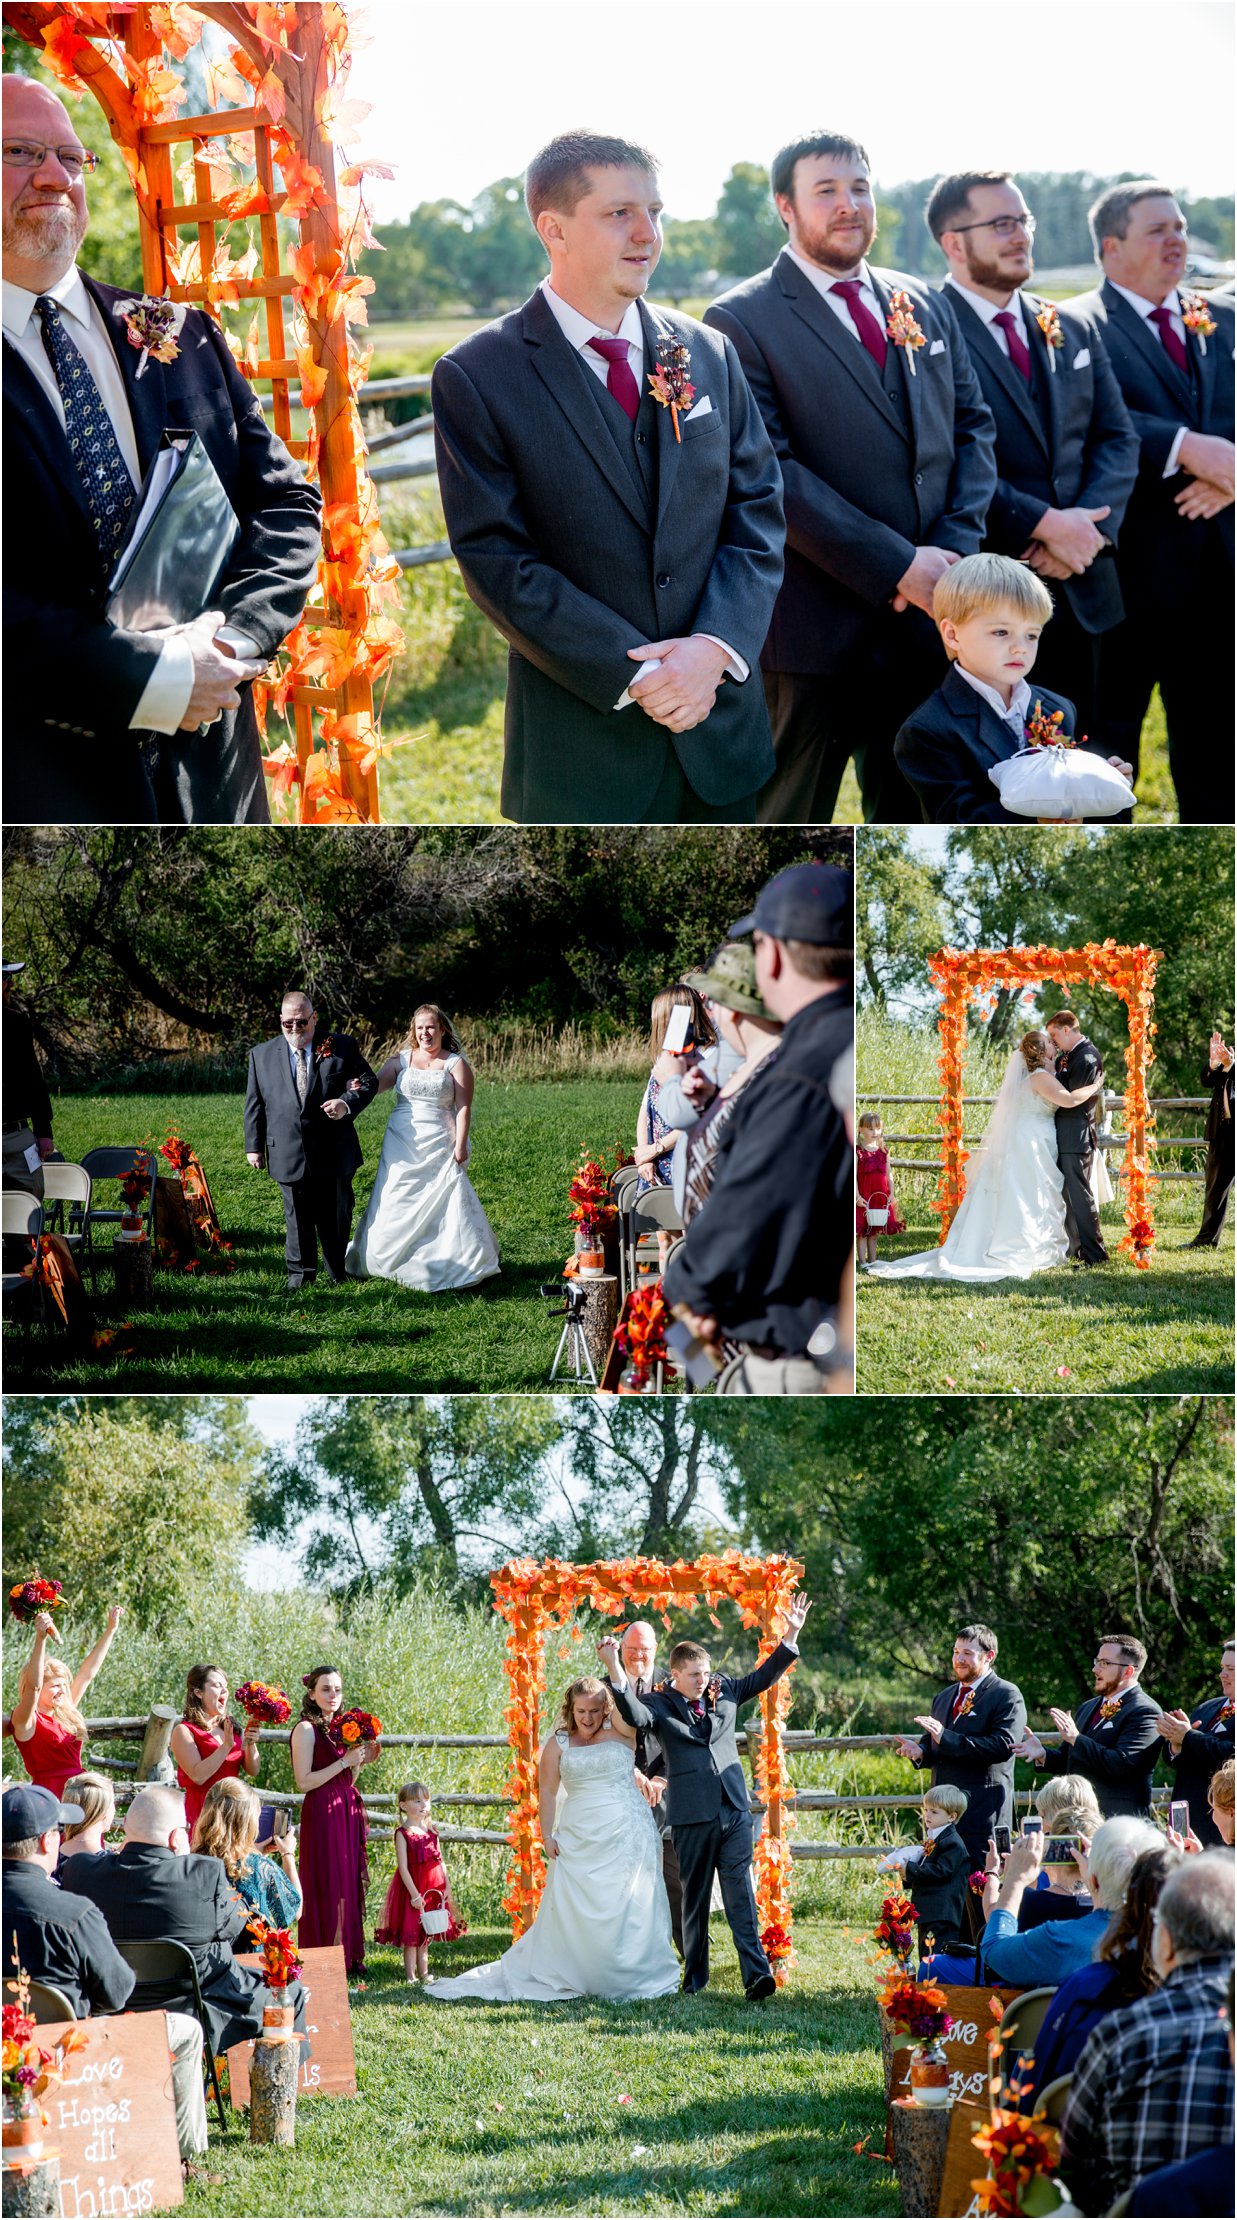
top-left (2, 962), bottom-right (54, 1200)
top-left (662, 861), bottom-right (854, 1393)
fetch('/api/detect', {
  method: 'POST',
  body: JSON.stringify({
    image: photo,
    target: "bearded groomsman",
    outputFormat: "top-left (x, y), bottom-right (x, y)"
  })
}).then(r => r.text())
top-left (704, 129), bottom-right (996, 824)
top-left (1155, 1641), bottom-right (1235, 1846)
top-left (1016, 1633), bottom-right (1160, 1819)
top-left (896, 1624), bottom-right (1026, 1866)
top-left (1070, 183), bottom-right (1234, 822)
top-left (928, 171), bottom-right (1138, 741)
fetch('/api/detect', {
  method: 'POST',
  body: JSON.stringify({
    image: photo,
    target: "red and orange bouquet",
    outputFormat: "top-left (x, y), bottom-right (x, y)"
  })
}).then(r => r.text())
top-left (879, 1973), bottom-right (954, 2043)
top-left (119, 1151), bottom-right (156, 1207)
top-left (337, 1708), bottom-right (382, 1746)
top-left (2, 1966), bottom-right (84, 2116)
top-left (971, 2109), bottom-right (1063, 2215)
top-left (615, 1284), bottom-right (670, 1389)
top-left (8, 1571), bottom-right (66, 1625)
top-left (247, 1918), bottom-right (303, 1990)
top-left (568, 1153), bottom-right (616, 1246)
top-left (234, 1680), bottom-right (292, 1727)
top-left (873, 1890), bottom-right (917, 1962)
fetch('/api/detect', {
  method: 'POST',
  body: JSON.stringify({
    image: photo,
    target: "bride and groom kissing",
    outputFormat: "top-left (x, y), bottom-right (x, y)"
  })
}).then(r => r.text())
top-left (243, 990), bottom-right (500, 1293)
top-left (870, 1010), bottom-right (1110, 1283)
top-left (422, 1592), bottom-right (813, 2007)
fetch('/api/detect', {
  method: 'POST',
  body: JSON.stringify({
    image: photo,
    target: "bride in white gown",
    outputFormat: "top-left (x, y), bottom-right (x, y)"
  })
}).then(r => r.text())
top-left (424, 1678), bottom-right (680, 2004)
top-left (345, 1003), bottom-right (500, 1292)
top-left (867, 1029), bottom-right (1105, 1284)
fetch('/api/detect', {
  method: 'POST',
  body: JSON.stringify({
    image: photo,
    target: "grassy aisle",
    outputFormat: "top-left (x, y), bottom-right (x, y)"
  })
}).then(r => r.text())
top-left (170, 1919), bottom-right (898, 2220)
top-left (8, 1081), bottom-right (643, 1393)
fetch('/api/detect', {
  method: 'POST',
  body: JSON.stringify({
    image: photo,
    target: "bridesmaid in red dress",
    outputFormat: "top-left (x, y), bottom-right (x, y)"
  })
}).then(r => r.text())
top-left (290, 1664), bottom-right (380, 1975)
top-left (170, 1665), bottom-right (261, 1836)
top-left (9, 1604), bottom-right (124, 1797)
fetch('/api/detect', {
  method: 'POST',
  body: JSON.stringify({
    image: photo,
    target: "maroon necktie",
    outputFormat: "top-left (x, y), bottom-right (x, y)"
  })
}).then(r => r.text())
top-left (830, 280), bottom-right (888, 370)
top-left (1148, 306), bottom-right (1188, 373)
top-left (587, 334), bottom-right (641, 423)
top-left (993, 310), bottom-right (1032, 382)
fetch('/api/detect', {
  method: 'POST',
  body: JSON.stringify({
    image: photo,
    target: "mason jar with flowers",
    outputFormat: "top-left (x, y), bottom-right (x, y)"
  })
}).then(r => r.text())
top-left (879, 1973), bottom-right (955, 2106)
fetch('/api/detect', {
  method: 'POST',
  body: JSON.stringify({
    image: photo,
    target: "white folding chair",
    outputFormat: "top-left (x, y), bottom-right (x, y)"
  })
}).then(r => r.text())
top-left (40, 1160), bottom-right (94, 1289)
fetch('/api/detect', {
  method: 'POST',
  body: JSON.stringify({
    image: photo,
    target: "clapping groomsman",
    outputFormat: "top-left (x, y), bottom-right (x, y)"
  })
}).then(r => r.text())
top-left (1016, 1633), bottom-right (1160, 1818)
top-left (1071, 183), bottom-right (1234, 822)
top-left (928, 171), bottom-right (1139, 740)
top-left (1155, 1641), bottom-right (1235, 1846)
top-left (705, 129), bottom-right (996, 823)
top-left (1187, 1032), bottom-right (1235, 1250)
top-left (895, 1624), bottom-right (1026, 1868)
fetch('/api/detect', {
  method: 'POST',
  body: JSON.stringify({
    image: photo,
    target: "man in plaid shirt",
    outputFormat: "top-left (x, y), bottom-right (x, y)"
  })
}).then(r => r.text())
top-left (1060, 1853), bottom-right (1234, 2213)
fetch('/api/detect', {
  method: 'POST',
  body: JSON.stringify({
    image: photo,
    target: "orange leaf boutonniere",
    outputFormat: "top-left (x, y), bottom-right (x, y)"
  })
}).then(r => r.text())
top-left (1181, 289), bottom-right (1218, 354)
top-left (1024, 699), bottom-right (1075, 750)
top-left (648, 336), bottom-right (696, 443)
top-left (314, 1034), bottom-right (335, 1061)
top-left (113, 294), bottom-right (185, 379)
top-left (1035, 300), bottom-right (1064, 373)
top-left (885, 289), bottom-right (926, 374)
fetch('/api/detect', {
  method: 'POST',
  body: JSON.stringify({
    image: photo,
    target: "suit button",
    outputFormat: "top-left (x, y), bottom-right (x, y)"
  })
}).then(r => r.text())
top-left (656, 572), bottom-right (671, 588)
top-left (914, 471), bottom-right (924, 486)
top-left (888, 389), bottom-right (898, 401)
top-left (636, 432), bottom-right (647, 444)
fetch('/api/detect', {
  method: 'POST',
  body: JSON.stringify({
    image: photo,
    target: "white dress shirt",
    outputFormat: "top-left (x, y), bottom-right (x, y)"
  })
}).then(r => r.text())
top-left (955, 663), bottom-right (1033, 739)
top-left (539, 278), bottom-right (746, 706)
top-left (3, 265), bottom-right (258, 732)
top-left (785, 248), bottom-right (885, 338)
top-left (1108, 280), bottom-right (1189, 477)
top-left (944, 274), bottom-right (1029, 358)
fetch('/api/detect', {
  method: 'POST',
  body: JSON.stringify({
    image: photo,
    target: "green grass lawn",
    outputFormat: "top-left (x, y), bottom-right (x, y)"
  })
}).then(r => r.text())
top-left (168, 1915), bottom-right (897, 2220)
top-left (856, 1190), bottom-right (1233, 1394)
top-left (7, 1081), bottom-right (644, 1393)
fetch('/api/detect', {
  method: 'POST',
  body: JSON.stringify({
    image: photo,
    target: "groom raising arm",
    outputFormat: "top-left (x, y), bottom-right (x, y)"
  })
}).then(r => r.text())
top-left (599, 1591), bottom-right (811, 2001)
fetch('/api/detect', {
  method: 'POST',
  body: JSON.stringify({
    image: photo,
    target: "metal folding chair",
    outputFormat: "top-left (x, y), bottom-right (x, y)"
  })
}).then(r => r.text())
top-left (40, 1160), bottom-right (94, 1289)
top-left (2, 1190), bottom-right (46, 1325)
top-left (113, 1936), bottom-right (227, 2132)
top-left (79, 1146), bottom-right (157, 1255)
top-left (4, 1975), bottom-right (76, 2023)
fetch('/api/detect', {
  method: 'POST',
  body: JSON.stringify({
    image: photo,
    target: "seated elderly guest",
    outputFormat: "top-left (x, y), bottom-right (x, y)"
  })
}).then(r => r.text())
top-left (1060, 1852), bottom-right (1235, 2214)
top-left (981, 1814), bottom-right (1162, 1985)
top-left (1022, 1842), bottom-right (1181, 2106)
top-left (192, 1777), bottom-right (303, 1926)
top-left (1, 1783), bottom-right (207, 2162)
top-left (56, 1768), bottom-right (116, 1879)
top-left (1017, 1777), bottom-right (1103, 1930)
top-left (69, 1783), bottom-right (305, 2053)
top-left (1125, 1967), bottom-right (1235, 2217)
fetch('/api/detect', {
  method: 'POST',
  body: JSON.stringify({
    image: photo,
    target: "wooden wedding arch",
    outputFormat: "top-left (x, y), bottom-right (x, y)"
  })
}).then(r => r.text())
top-left (6, 1), bottom-right (402, 821)
top-left (490, 1552), bottom-right (804, 1972)
top-left (929, 941), bottom-right (1162, 1266)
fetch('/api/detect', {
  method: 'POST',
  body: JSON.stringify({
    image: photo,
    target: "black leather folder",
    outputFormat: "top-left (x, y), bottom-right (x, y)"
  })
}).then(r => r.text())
top-left (106, 427), bottom-right (240, 632)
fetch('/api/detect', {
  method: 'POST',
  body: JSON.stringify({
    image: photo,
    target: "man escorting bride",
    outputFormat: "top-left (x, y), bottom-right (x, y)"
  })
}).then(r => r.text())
top-left (869, 1015), bottom-right (1109, 1283)
top-left (346, 1003), bottom-right (500, 1292)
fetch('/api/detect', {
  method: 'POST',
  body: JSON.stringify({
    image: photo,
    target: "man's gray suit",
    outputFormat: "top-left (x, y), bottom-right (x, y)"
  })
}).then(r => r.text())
top-left (432, 290), bottom-right (785, 823)
top-left (1054, 1036), bottom-right (1108, 1264)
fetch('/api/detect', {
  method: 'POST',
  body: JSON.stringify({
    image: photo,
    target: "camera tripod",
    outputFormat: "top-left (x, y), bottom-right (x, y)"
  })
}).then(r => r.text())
top-left (546, 1292), bottom-right (598, 1385)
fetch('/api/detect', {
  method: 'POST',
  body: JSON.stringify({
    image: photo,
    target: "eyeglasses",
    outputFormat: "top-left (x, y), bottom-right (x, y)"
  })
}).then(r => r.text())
top-left (3, 141), bottom-right (100, 178)
top-left (280, 1017), bottom-right (312, 1031)
top-left (951, 213), bottom-right (1036, 240)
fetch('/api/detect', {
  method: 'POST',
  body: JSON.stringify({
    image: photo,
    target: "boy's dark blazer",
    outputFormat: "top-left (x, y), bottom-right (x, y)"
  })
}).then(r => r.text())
top-left (895, 668), bottom-right (1098, 822)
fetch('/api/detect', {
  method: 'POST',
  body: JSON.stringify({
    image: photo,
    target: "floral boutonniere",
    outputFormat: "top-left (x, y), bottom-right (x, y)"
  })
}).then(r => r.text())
top-left (113, 293), bottom-right (186, 379)
top-left (885, 288), bottom-right (926, 374)
top-left (314, 1034), bottom-right (335, 1061)
top-left (967, 1869), bottom-right (988, 1896)
top-left (952, 1688), bottom-right (976, 1724)
top-left (1180, 288), bottom-right (1218, 354)
top-left (1025, 699), bottom-right (1075, 750)
top-left (1219, 1698), bottom-right (1235, 1723)
top-left (705, 1673), bottom-right (722, 1712)
top-left (1035, 299), bottom-right (1064, 372)
top-left (648, 336), bottom-right (696, 443)
top-left (1098, 1695), bottom-right (1124, 1722)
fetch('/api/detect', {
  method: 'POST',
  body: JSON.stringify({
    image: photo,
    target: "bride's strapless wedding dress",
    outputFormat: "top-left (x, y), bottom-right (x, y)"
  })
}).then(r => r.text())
top-left (869, 1057), bottom-right (1070, 1283)
top-left (424, 1733), bottom-right (679, 2003)
top-left (345, 1052), bottom-right (500, 1292)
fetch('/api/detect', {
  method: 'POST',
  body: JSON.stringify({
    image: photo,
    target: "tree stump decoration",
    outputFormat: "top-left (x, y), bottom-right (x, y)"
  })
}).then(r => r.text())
top-left (889, 2097), bottom-right (951, 2219)
top-left (113, 1238), bottom-right (153, 1306)
top-left (578, 1275), bottom-right (619, 1380)
top-left (1, 2156), bottom-right (60, 2219)
top-left (249, 2036), bottom-right (300, 2146)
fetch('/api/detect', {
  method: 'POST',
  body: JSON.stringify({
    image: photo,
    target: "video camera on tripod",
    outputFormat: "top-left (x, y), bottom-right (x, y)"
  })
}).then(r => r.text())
top-left (539, 1279), bottom-right (597, 1385)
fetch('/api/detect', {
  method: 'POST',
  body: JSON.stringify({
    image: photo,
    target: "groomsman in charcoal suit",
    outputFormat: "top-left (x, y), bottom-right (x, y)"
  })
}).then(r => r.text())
top-left (1154, 1641), bottom-right (1236, 1847)
top-left (600, 1590), bottom-right (812, 2000)
top-left (704, 129), bottom-right (997, 823)
top-left (1070, 182), bottom-right (1235, 822)
top-left (1045, 1011), bottom-right (1108, 1265)
top-left (928, 170), bottom-right (1139, 740)
top-left (1017, 1632), bottom-right (1161, 1818)
top-left (896, 1624), bottom-right (1026, 1867)
top-left (603, 1621), bottom-right (684, 1954)
top-left (432, 130), bottom-right (784, 825)
top-left (244, 990), bottom-right (377, 1292)
top-left (1187, 1032), bottom-right (1234, 1250)
top-left (2, 76), bottom-right (322, 826)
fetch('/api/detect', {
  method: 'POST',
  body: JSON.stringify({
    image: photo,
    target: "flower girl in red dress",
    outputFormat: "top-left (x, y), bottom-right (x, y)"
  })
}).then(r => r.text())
top-left (375, 1783), bottom-right (465, 1982)
top-left (856, 1112), bottom-right (905, 1265)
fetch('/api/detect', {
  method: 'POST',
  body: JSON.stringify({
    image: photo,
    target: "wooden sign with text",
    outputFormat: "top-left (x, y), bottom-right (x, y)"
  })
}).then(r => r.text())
top-left (890, 1985), bottom-right (1018, 2113)
top-left (227, 1944), bottom-right (357, 2106)
top-left (937, 2098), bottom-right (989, 2217)
top-left (35, 2012), bottom-right (183, 2218)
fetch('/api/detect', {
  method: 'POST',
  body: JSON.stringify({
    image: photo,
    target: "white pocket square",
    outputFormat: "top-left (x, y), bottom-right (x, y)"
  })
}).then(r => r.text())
top-left (1072, 346), bottom-right (1091, 368)
top-left (928, 338), bottom-right (946, 356)
top-left (684, 393), bottom-right (713, 421)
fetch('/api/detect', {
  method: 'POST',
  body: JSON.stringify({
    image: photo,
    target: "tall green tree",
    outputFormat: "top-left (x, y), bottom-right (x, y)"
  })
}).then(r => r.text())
top-left (714, 162), bottom-right (785, 281)
top-left (856, 829), bottom-right (947, 1009)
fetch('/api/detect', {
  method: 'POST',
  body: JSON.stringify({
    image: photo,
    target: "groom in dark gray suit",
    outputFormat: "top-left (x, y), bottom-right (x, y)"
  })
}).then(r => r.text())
top-left (432, 131), bottom-right (784, 825)
top-left (1046, 1010), bottom-right (1108, 1265)
top-left (244, 990), bottom-right (377, 1290)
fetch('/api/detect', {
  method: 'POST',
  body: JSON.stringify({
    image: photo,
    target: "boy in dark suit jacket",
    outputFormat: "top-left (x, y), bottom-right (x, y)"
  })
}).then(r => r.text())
top-left (878, 1783), bottom-right (972, 1952)
top-left (894, 552), bottom-right (1133, 822)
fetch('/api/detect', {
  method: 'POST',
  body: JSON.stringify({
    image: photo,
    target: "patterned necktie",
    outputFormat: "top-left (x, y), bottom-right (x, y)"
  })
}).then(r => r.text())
top-left (830, 279), bottom-right (888, 369)
top-left (586, 334), bottom-right (641, 422)
top-left (1148, 305), bottom-right (1188, 373)
top-left (36, 294), bottom-right (137, 569)
top-left (295, 1048), bottom-right (309, 1106)
top-left (993, 309), bottom-right (1033, 382)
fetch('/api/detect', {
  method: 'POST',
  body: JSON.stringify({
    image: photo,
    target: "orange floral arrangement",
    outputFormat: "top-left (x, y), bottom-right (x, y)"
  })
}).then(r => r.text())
top-left (490, 1553), bottom-right (803, 1972)
top-left (159, 1131), bottom-right (234, 1266)
top-left (971, 2109), bottom-right (1062, 2215)
top-left (878, 1972), bottom-right (953, 2042)
top-left (873, 1890), bottom-right (917, 1962)
top-left (246, 1917), bottom-right (303, 1989)
top-left (568, 1153), bottom-right (616, 1245)
top-left (614, 1284), bottom-right (670, 1389)
top-left (928, 942), bottom-right (1161, 1267)
top-left (234, 1680), bottom-right (292, 1726)
top-left (8, 1572), bottom-right (67, 1626)
top-left (337, 1707), bottom-right (382, 1745)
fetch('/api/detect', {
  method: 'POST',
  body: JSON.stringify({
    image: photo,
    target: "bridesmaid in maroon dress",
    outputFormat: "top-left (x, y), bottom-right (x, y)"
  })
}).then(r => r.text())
top-left (290, 1665), bottom-right (379, 1974)
top-left (170, 1665), bottom-right (261, 1836)
top-left (9, 1604), bottom-right (124, 1798)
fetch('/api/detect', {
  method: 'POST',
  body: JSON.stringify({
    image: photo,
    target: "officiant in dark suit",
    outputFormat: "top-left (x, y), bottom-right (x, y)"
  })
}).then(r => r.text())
top-left (704, 129), bottom-right (996, 823)
top-left (928, 169), bottom-right (1139, 739)
top-left (1017, 1632), bottom-right (1161, 1819)
top-left (432, 130), bottom-right (784, 826)
top-left (1070, 182), bottom-right (1234, 822)
top-left (1188, 1033), bottom-right (1234, 1249)
top-left (896, 1624), bottom-right (1027, 1866)
top-left (2, 75), bottom-right (321, 826)
top-left (244, 990), bottom-right (377, 1291)
top-left (1046, 1011), bottom-right (1108, 1264)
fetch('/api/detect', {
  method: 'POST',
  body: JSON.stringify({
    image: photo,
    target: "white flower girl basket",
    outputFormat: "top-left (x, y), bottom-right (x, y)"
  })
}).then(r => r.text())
top-left (420, 1888), bottom-right (451, 1935)
top-left (863, 1187), bottom-right (891, 1230)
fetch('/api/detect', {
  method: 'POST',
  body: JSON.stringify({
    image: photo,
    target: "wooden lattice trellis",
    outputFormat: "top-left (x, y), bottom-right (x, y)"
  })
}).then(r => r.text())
top-left (6, 1), bottom-right (403, 821)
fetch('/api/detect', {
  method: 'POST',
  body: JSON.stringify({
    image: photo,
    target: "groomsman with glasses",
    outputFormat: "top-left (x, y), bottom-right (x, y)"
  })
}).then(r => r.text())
top-left (1016, 1633), bottom-right (1161, 1819)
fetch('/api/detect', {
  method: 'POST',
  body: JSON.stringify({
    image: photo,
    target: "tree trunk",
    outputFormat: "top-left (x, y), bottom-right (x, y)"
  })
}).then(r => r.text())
top-left (579, 1275), bottom-right (618, 1382)
top-left (249, 2034), bottom-right (300, 2146)
top-left (890, 2097), bottom-right (951, 2218)
top-left (113, 1239), bottom-right (153, 1305)
top-left (136, 1703), bottom-right (178, 1784)
top-left (1, 2157), bottom-right (60, 2218)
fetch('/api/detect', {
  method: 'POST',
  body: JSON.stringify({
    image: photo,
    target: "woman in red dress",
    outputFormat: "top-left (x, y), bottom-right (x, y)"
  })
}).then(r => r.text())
top-left (290, 1664), bottom-right (380, 1975)
top-left (375, 1782), bottom-right (465, 1982)
top-left (9, 1604), bottom-right (124, 1798)
top-left (171, 1665), bottom-right (261, 1837)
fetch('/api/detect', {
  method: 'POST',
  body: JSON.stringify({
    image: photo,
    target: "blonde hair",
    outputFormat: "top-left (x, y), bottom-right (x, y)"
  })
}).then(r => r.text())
top-left (40, 1658), bottom-right (86, 1741)
top-left (61, 1771), bottom-right (115, 1841)
top-left (1035, 1777), bottom-right (1103, 1834)
top-left (650, 985), bottom-right (716, 1060)
top-left (935, 552), bottom-right (1054, 650)
top-left (923, 1782), bottom-right (969, 1821)
top-left (858, 1112), bottom-right (883, 1133)
top-left (405, 1003), bottom-right (462, 1057)
top-left (557, 1676), bottom-right (617, 1733)
top-left (1210, 1758), bottom-right (1235, 1816)
top-left (192, 1777), bottom-right (260, 1881)
top-left (1019, 1029), bottom-right (1052, 1072)
top-left (398, 1782), bottom-right (431, 1809)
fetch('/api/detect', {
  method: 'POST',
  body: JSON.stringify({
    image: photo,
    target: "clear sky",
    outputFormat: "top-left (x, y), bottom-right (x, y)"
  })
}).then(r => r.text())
top-left (347, 0), bottom-right (1234, 223)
